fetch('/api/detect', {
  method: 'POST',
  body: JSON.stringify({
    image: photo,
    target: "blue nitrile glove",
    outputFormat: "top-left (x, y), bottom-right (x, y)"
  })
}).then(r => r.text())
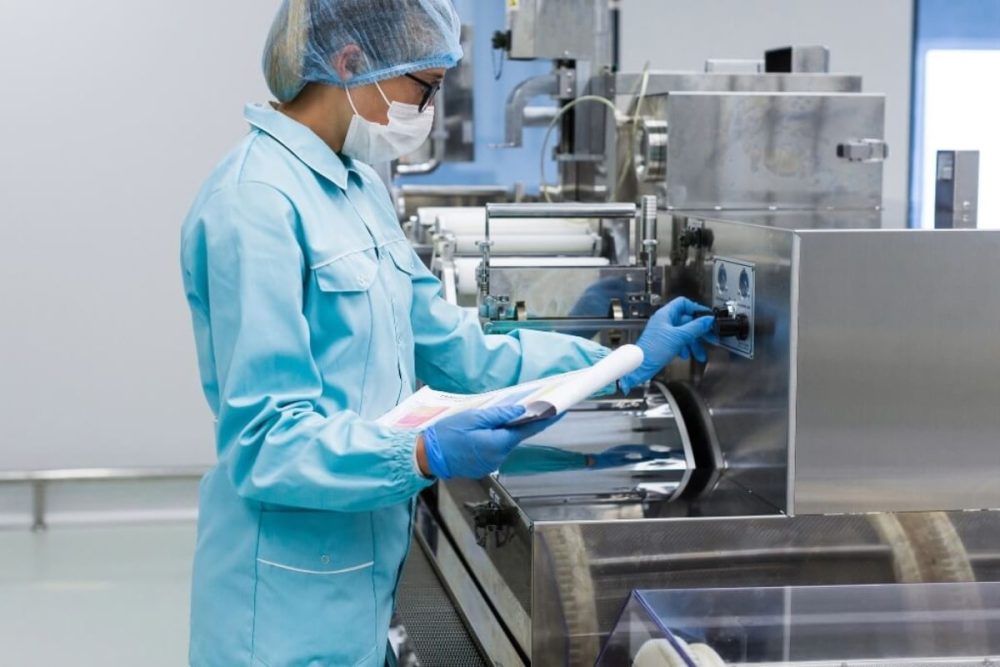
top-left (423, 405), bottom-right (564, 479)
top-left (619, 297), bottom-right (715, 394)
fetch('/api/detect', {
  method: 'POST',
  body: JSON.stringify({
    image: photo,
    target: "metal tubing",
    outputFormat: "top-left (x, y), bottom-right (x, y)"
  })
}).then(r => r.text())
top-left (502, 73), bottom-right (560, 148)
top-left (485, 202), bottom-right (637, 219)
top-left (0, 466), bottom-right (208, 482)
top-left (522, 106), bottom-right (559, 127)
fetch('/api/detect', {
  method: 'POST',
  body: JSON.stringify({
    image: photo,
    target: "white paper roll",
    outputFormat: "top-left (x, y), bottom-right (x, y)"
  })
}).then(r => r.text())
top-left (454, 258), bottom-right (479, 296)
top-left (521, 344), bottom-right (643, 418)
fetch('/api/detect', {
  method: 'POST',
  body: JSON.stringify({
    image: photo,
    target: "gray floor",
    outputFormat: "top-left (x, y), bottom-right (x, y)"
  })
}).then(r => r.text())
top-left (0, 522), bottom-right (486, 666)
top-left (0, 523), bottom-right (195, 666)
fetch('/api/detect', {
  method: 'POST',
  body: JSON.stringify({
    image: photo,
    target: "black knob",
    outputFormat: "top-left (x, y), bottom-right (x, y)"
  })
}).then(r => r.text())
top-left (693, 308), bottom-right (751, 341)
top-left (716, 313), bottom-right (750, 341)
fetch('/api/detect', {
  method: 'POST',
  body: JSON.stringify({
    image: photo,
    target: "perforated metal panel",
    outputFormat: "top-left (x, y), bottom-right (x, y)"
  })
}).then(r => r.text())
top-left (395, 543), bottom-right (488, 667)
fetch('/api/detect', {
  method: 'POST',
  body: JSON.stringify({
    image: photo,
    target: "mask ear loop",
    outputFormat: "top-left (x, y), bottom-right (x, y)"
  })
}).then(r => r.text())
top-left (345, 86), bottom-right (361, 115)
top-left (373, 80), bottom-right (393, 108)
top-left (345, 80), bottom-right (391, 120)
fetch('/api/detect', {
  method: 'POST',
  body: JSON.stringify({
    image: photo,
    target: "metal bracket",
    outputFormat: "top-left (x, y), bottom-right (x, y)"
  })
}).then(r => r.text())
top-left (465, 500), bottom-right (514, 549)
top-left (837, 138), bottom-right (888, 163)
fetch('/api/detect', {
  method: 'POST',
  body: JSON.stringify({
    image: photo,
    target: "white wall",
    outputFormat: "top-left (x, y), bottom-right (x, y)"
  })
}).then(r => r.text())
top-left (620, 0), bottom-right (914, 228)
top-left (919, 50), bottom-right (1000, 229)
top-left (0, 1), bottom-right (916, 473)
top-left (0, 1), bottom-right (278, 470)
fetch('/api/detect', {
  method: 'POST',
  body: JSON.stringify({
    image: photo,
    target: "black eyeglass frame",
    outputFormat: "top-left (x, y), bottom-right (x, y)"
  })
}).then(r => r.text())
top-left (404, 73), bottom-right (441, 113)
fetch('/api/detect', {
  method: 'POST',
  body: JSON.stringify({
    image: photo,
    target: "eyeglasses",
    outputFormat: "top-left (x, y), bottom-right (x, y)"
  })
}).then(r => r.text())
top-left (404, 73), bottom-right (441, 113)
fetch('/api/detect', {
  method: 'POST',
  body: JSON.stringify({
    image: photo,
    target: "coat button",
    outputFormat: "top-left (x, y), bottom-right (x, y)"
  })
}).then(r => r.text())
top-left (320, 555), bottom-right (331, 564)
top-left (356, 275), bottom-right (367, 287)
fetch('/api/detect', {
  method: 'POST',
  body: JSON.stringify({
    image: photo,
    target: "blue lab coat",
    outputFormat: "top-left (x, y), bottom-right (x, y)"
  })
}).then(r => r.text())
top-left (180, 103), bottom-right (609, 666)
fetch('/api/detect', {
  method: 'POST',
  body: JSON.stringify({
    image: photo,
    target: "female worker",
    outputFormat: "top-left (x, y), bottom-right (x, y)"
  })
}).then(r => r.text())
top-left (180, 1), bottom-right (714, 665)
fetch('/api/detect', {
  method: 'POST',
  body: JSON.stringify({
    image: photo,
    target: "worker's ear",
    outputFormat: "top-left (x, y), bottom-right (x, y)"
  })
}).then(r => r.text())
top-left (333, 44), bottom-right (363, 82)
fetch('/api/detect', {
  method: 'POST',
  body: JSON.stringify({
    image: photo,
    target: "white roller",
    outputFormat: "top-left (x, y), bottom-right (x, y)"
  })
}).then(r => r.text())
top-left (418, 206), bottom-right (594, 236)
top-left (453, 256), bottom-right (609, 296)
top-left (453, 233), bottom-right (598, 256)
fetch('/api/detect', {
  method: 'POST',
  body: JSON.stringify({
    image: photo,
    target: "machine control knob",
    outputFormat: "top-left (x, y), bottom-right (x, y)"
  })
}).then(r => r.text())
top-left (697, 303), bottom-right (750, 341)
top-left (713, 310), bottom-right (750, 340)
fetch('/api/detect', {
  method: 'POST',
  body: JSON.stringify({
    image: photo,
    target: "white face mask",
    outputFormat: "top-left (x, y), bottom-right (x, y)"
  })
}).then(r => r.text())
top-left (341, 81), bottom-right (434, 164)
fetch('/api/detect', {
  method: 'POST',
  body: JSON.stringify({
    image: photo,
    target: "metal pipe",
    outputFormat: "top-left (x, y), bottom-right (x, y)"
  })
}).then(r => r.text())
top-left (485, 202), bottom-right (636, 219)
top-left (589, 545), bottom-right (891, 576)
top-left (522, 106), bottom-right (559, 127)
top-left (501, 73), bottom-right (560, 148)
top-left (400, 184), bottom-right (514, 199)
top-left (0, 466), bottom-right (208, 482)
top-left (483, 318), bottom-right (647, 334)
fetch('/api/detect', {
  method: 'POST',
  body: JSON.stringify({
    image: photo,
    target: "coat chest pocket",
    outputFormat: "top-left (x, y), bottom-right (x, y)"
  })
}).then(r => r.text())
top-left (382, 239), bottom-right (416, 277)
top-left (252, 509), bottom-right (378, 666)
top-left (314, 247), bottom-right (379, 293)
top-left (308, 248), bottom-right (379, 341)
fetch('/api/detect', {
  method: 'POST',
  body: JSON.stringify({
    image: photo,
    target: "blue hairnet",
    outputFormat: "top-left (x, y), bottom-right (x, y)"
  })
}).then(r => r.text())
top-left (263, 0), bottom-right (463, 102)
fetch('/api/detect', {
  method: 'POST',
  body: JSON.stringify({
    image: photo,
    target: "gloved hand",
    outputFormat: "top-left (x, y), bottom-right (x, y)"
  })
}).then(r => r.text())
top-left (619, 297), bottom-right (715, 394)
top-left (422, 405), bottom-right (563, 479)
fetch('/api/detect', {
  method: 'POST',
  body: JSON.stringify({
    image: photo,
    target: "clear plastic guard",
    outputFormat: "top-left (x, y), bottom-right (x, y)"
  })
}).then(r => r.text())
top-left (598, 583), bottom-right (1000, 666)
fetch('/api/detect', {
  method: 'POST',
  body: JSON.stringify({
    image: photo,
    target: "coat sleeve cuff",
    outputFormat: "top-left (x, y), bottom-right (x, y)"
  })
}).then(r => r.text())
top-left (387, 429), bottom-right (436, 493)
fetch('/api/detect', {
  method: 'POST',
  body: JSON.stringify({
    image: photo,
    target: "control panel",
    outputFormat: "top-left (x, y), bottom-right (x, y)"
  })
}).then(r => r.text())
top-left (712, 257), bottom-right (755, 359)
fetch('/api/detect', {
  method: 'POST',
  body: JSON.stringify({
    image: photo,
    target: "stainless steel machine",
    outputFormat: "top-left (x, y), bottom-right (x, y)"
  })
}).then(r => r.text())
top-left (400, 5), bottom-right (1000, 666)
top-left (416, 211), bottom-right (1000, 665)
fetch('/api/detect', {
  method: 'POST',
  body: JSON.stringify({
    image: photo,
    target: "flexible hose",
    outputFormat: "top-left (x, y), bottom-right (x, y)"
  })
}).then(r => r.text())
top-left (537, 61), bottom-right (651, 202)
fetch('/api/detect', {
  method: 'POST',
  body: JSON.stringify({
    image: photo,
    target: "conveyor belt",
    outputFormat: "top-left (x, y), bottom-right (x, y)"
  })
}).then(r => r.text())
top-left (394, 539), bottom-right (488, 667)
